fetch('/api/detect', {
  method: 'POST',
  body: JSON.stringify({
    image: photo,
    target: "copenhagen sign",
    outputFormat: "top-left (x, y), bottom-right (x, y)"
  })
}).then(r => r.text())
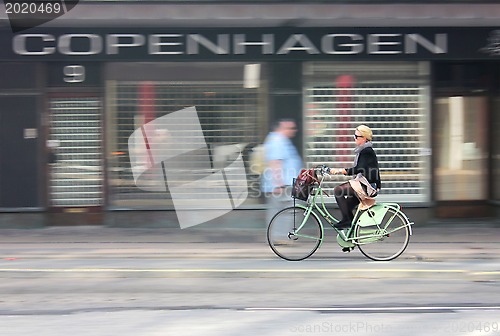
top-left (12, 32), bottom-right (448, 58)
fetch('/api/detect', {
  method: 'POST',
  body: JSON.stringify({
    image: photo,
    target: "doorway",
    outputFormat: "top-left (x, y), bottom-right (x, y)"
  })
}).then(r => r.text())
top-left (0, 96), bottom-right (39, 208)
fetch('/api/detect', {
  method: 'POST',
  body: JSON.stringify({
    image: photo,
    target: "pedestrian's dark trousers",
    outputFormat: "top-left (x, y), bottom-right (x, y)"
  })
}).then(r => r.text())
top-left (334, 182), bottom-right (360, 223)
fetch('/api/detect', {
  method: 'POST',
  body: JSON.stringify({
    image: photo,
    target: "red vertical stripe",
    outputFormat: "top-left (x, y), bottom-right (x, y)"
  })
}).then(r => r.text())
top-left (138, 82), bottom-right (156, 168)
top-left (335, 75), bottom-right (354, 164)
top-left (139, 81), bottom-right (156, 124)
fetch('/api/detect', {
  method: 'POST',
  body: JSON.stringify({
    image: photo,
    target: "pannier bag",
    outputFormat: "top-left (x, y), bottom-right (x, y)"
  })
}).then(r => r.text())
top-left (291, 168), bottom-right (316, 201)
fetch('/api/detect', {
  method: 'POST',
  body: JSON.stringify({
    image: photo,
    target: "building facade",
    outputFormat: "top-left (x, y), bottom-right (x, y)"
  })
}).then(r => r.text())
top-left (0, 1), bottom-right (499, 226)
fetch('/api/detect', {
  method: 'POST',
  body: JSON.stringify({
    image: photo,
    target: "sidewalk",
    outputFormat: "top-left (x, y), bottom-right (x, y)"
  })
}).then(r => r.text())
top-left (0, 221), bottom-right (499, 261)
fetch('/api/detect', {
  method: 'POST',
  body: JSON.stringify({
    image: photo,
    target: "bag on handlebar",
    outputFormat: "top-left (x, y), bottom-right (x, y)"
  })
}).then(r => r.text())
top-left (291, 168), bottom-right (315, 201)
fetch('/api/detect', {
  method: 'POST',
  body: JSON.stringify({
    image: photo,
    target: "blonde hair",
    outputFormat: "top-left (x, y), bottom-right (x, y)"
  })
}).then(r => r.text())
top-left (356, 125), bottom-right (373, 141)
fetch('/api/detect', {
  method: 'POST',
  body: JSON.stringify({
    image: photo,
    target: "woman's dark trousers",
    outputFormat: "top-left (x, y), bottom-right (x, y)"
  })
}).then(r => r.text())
top-left (333, 182), bottom-right (360, 225)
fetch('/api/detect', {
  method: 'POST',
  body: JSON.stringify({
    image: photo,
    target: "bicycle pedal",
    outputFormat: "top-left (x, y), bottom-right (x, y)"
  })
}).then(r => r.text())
top-left (342, 247), bottom-right (352, 253)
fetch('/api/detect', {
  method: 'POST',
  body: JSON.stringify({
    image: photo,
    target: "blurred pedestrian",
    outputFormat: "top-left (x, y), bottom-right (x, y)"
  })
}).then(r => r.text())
top-left (261, 119), bottom-right (303, 225)
top-left (330, 124), bottom-right (381, 229)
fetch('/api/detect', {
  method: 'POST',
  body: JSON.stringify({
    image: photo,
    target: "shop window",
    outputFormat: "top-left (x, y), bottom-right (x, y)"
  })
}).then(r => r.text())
top-left (492, 96), bottom-right (500, 202)
top-left (303, 62), bottom-right (431, 203)
top-left (435, 96), bottom-right (488, 201)
top-left (106, 63), bottom-right (266, 209)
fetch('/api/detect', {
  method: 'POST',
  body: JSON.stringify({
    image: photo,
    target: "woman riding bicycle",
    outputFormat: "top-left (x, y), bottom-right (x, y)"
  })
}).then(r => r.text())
top-left (268, 125), bottom-right (412, 261)
top-left (328, 125), bottom-right (382, 229)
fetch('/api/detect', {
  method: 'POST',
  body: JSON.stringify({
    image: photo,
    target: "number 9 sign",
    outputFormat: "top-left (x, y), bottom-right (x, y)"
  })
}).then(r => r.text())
top-left (63, 65), bottom-right (85, 83)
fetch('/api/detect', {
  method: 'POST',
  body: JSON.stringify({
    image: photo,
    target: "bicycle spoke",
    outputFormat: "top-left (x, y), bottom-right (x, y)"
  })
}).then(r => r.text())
top-left (267, 206), bottom-right (323, 261)
top-left (356, 207), bottom-right (410, 261)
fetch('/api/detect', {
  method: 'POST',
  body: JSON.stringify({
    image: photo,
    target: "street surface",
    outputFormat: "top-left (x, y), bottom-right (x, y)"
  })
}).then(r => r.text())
top-left (0, 223), bottom-right (499, 335)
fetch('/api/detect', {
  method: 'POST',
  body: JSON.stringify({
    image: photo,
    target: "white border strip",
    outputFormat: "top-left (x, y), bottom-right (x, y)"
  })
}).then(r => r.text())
top-left (245, 306), bottom-right (500, 312)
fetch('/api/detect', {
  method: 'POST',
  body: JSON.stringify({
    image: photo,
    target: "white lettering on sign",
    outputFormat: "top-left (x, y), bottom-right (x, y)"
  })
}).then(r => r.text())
top-left (12, 33), bottom-right (449, 57)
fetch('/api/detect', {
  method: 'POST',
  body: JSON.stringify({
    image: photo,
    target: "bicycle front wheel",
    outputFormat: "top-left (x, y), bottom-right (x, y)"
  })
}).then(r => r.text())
top-left (267, 206), bottom-right (323, 261)
top-left (356, 207), bottom-right (410, 261)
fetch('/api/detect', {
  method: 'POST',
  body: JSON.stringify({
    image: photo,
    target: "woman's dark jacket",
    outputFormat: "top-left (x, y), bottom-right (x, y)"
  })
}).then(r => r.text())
top-left (345, 147), bottom-right (382, 190)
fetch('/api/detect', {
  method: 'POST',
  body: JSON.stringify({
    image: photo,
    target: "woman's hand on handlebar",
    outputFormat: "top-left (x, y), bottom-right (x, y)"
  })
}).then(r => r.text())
top-left (318, 165), bottom-right (346, 176)
top-left (320, 165), bottom-right (331, 176)
top-left (333, 168), bottom-right (346, 175)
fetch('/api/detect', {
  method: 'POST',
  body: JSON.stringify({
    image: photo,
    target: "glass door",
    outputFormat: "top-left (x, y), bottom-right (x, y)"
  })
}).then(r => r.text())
top-left (434, 96), bottom-right (488, 201)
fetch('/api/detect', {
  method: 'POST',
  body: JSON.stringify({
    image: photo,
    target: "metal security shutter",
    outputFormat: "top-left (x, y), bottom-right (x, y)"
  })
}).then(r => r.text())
top-left (304, 62), bottom-right (431, 203)
top-left (107, 81), bottom-right (263, 208)
top-left (48, 98), bottom-right (103, 207)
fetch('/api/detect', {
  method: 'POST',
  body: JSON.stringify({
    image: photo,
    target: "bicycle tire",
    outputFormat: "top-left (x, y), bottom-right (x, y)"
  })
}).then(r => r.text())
top-left (356, 207), bottom-right (410, 261)
top-left (267, 206), bottom-right (323, 261)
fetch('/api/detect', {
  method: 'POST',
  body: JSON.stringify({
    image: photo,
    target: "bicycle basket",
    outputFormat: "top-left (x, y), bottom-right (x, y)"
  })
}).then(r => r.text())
top-left (291, 168), bottom-right (316, 201)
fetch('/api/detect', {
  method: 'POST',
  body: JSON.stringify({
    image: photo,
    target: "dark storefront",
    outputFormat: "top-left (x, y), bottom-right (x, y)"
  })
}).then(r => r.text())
top-left (0, 26), bottom-right (499, 225)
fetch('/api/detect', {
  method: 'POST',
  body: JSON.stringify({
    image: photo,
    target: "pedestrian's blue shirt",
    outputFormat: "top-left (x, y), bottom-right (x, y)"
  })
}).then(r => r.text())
top-left (261, 132), bottom-right (303, 193)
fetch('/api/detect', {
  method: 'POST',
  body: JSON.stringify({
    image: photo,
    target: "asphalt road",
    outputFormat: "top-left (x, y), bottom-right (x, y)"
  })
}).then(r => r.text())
top-left (0, 224), bottom-right (499, 336)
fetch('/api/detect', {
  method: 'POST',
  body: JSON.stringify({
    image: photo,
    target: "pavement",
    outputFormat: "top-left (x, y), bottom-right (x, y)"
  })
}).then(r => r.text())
top-left (0, 221), bottom-right (499, 300)
top-left (1, 218), bottom-right (499, 336)
top-left (0, 220), bottom-right (499, 262)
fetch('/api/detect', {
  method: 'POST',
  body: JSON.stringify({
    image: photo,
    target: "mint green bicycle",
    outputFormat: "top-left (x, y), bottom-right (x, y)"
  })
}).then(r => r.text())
top-left (267, 167), bottom-right (413, 261)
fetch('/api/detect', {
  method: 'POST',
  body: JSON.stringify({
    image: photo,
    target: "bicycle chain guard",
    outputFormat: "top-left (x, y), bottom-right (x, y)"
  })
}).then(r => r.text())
top-left (356, 204), bottom-right (389, 227)
top-left (336, 231), bottom-right (355, 248)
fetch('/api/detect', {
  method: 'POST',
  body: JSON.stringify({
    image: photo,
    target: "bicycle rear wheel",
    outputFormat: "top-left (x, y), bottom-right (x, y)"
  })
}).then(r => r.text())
top-left (356, 208), bottom-right (410, 261)
top-left (267, 206), bottom-right (323, 261)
